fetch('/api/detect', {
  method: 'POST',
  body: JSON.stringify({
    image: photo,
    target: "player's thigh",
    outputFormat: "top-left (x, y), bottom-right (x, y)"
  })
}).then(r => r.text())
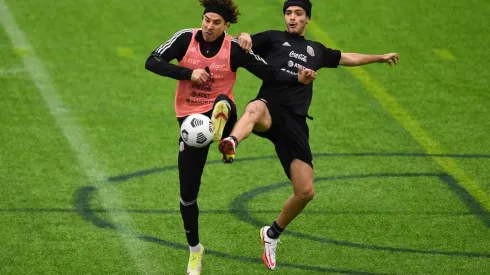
top-left (280, 114), bottom-right (314, 198)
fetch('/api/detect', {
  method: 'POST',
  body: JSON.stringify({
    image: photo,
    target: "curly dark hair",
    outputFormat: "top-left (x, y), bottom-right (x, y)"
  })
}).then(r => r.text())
top-left (199, 0), bottom-right (240, 23)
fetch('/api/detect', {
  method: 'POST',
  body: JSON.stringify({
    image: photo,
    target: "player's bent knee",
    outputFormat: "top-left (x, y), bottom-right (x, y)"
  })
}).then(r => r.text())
top-left (246, 101), bottom-right (272, 132)
top-left (295, 187), bottom-right (315, 201)
top-left (244, 101), bottom-right (267, 120)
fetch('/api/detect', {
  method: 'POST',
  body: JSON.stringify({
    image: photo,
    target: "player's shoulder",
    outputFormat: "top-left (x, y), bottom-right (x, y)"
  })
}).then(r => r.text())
top-left (264, 30), bottom-right (283, 35)
top-left (229, 37), bottom-right (266, 62)
top-left (169, 28), bottom-right (194, 39)
top-left (265, 30), bottom-right (285, 37)
top-left (306, 39), bottom-right (335, 52)
top-left (163, 29), bottom-right (193, 46)
top-left (251, 29), bottom-right (283, 37)
top-left (305, 39), bottom-right (323, 47)
top-left (172, 28), bottom-right (194, 34)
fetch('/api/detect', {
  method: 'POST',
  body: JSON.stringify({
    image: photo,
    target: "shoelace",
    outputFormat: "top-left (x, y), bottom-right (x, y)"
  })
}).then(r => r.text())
top-left (268, 245), bottom-right (276, 258)
top-left (265, 239), bottom-right (280, 258)
top-left (188, 252), bottom-right (200, 269)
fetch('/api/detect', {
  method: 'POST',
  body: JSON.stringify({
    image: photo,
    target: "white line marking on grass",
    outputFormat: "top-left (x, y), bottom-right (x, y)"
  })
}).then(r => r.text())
top-left (0, 66), bottom-right (27, 76)
top-left (433, 49), bottom-right (457, 61)
top-left (117, 47), bottom-right (134, 58)
top-left (0, 1), bottom-right (155, 274)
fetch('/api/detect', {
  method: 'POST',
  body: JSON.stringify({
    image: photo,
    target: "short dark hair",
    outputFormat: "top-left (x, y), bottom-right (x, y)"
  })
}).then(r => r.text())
top-left (283, 0), bottom-right (312, 18)
top-left (199, 0), bottom-right (240, 23)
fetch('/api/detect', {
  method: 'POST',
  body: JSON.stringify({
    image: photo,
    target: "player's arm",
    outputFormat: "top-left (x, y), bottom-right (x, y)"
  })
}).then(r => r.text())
top-left (319, 42), bottom-right (399, 68)
top-left (145, 29), bottom-right (199, 81)
top-left (235, 30), bottom-right (273, 55)
top-left (339, 52), bottom-right (400, 66)
top-left (230, 42), bottom-right (315, 85)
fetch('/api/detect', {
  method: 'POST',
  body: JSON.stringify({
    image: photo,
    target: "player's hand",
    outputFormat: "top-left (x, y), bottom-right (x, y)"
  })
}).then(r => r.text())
top-left (378, 53), bottom-right (399, 66)
top-left (191, 69), bottom-right (210, 84)
top-left (237, 33), bottom-right (252, 52)
top-left (298, 66), bottom-right (316, 85)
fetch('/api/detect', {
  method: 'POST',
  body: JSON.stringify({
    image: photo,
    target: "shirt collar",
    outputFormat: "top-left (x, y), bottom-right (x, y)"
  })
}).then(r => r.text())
top-left (284, 30), bottom-right (306, 40)
top-left (195, 30), bottom-right (226, 45)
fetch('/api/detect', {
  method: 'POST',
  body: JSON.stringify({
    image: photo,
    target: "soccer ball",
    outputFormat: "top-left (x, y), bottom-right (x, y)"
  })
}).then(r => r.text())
top-left (180, 114), bottom-right (214, 148)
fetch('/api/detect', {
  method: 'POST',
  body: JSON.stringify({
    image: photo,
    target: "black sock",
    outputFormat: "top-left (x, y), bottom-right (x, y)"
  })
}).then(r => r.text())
top-left (180, 201), bottom-right (199, 246)
top-left (266, 221), bottom-right (284, 239)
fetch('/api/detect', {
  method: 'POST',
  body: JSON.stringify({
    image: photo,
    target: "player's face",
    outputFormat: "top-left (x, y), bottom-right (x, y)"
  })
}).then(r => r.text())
top-left (284, 6), bottom-right (309, 36)
top-left (201, 13), bottom-right (230, 42)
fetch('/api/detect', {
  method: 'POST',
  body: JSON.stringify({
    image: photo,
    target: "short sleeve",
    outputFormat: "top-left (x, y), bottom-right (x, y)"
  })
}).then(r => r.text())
top-left (319, 43), bottom-right (341, 68)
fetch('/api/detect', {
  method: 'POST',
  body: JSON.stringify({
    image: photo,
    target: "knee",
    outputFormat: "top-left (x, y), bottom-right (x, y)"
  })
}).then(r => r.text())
top-left (244, 101), bottom-right (266, 119)
top-left (295, 186), bottom-right (315, 202)
top-left (180, 194), bottom-right (198, 206)
top-left (180, 187), bottom-right (199, 204)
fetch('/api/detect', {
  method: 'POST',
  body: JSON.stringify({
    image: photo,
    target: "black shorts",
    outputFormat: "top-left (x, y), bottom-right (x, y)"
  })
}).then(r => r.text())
top-left (251, 98), bottom-right (313, 179)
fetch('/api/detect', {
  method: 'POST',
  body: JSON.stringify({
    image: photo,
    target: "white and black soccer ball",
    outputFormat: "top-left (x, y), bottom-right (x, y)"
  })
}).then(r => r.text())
top-left (180, 114), bottom-right (214, 148)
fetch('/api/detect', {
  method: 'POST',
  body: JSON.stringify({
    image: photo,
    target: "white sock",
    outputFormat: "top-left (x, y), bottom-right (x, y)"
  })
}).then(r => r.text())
top-left (189, 243), bottom-right (202, 252)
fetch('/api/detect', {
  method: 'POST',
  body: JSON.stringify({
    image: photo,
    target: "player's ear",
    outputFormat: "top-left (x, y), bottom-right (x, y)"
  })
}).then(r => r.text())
top-left (224, 22), bottom-right (230, 29)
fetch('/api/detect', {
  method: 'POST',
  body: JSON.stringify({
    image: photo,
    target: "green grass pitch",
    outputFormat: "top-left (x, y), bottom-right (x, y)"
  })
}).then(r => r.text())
top-left (1, 0), bottom-right (489, 274)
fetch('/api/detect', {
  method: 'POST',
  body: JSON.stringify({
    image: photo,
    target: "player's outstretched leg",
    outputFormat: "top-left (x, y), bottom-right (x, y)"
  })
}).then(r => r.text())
top-left (259, 159), bottom-right (314, 270)
top-left (187, 244), bottom-right (205, 275)
top-left (218, 99), bottom-right (271, 163)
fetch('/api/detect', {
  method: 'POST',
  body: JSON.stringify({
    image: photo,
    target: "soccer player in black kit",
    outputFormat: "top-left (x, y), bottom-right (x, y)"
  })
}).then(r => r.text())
top-left (219, 0), bottom-right (399, 270)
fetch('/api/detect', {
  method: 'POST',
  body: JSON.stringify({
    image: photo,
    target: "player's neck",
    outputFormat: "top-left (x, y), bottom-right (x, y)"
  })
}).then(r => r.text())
top-left (285, 30), bottom-right (306, 39)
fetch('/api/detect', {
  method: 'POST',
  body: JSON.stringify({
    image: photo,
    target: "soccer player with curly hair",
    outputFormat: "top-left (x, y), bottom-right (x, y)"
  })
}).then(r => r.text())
top-left (145, 0), bottom-right (316, 273)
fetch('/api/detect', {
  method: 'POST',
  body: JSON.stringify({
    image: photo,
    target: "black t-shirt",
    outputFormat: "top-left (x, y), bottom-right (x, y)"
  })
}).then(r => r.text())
top-left (251, 30), bottom-right (341, 116)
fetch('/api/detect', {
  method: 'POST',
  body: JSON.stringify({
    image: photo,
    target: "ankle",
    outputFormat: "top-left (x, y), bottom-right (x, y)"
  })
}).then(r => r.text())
top-left (230, 136), bottom-right (238, 146)
top-left (266, 221), bottom-right (284, 239)
top-left (189, 243), bottom-right (202, 252)
top-left (228, 136), bottom-right (239, 147)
